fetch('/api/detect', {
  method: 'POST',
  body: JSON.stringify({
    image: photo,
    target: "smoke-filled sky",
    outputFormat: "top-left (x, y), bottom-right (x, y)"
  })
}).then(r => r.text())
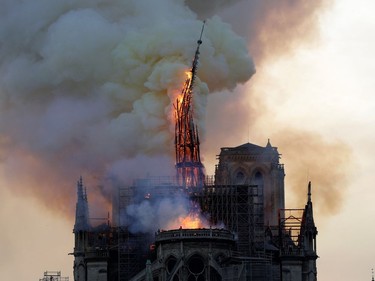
top-left (1, 0), bottom-right (374, 280)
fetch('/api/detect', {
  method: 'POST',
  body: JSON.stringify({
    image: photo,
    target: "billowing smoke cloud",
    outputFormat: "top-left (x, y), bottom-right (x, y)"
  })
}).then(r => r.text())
top-left (1, 0), bottom-right (348, 222)
top-left (188, 0), bottom-right (333, 62)
top-left (126, 198), bottom-right (183, 233)
top-left (0, 0), bottom-right (254, 217)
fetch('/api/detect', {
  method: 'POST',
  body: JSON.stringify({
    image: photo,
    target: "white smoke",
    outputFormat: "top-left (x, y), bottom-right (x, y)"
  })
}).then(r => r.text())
top-left (0, 0), bottom-right (254, 210)
top-left (125, 193), bottom-right (214, 233)
top-left (126, 195), bottom-right (186, 233)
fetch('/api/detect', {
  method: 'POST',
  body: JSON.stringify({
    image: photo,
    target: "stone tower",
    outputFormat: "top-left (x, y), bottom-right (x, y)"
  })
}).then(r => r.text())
top-left (215, 140), bottom-right (285, 226)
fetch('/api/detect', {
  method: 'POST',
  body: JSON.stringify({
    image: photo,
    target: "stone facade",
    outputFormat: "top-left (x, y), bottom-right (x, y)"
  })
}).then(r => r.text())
top-left (73, 141), bottom-right (318, 281)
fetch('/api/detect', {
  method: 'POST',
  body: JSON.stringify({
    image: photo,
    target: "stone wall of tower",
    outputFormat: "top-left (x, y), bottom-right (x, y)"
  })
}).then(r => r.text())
top-left (281, 260), bottom-right (303, 281)
top-left (87, 261), bottom-right (108, 281)
top-left (73, 256), bottom-right (86, 281)
top-left (215, 141), bottom-right (285, 226)
top-left (129, 228), bottom-right (236, 281)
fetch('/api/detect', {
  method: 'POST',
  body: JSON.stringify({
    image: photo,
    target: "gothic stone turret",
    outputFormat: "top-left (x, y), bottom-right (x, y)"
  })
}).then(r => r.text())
top-left (73, 177), bottom-right (90, 281)
top-left (300, 182), bottom-right (318, 281)
top-left (279, 182), bottom-right (318, 281)
top-left (73, 178), bottom-right (110, 281)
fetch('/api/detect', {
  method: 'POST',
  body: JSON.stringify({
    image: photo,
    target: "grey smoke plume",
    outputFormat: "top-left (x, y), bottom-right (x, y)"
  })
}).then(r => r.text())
top-left (0, 0), bottom-right (254, 215)
top-left (188, 0), bottom-right (333, 62)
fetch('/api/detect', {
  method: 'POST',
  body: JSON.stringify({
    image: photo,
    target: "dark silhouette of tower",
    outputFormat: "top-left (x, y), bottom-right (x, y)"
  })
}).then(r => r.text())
top-left (299, 182), bottom-right (318, 281)
top-left (74, 177), bottom-right (89, 232)
top-left (174, 22), bottom-right (205, 189)
top-left (73, 177), bottom-right (90, 281)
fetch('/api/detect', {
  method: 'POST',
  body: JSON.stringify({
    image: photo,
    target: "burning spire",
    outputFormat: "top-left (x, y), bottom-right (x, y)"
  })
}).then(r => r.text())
top-left (174, 22), bottom-right (206, 189)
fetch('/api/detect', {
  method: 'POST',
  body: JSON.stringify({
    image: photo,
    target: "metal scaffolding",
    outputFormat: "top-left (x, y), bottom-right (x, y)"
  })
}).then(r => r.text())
top-left (201, 184), bottom-right (264, 257)
top-left (279, 208), bottom-right (304, 256)
top-left (117, 186), bottom-right (143, 281)
top-left (39, 271), bottom-right (69, 281)
top-left (116, 178), bottom-right (276, 281)
top-left (117, 182), bottom-right (179, 281)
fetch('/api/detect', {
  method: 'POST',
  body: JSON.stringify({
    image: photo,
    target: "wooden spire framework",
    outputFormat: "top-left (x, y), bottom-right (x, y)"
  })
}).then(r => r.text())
top-left (174, 22), bottom-right (205, 189)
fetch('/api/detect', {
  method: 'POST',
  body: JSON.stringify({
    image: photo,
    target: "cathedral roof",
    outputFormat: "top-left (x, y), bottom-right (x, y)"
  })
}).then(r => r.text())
top-left (219, 140), bottom-right (279, 157)
top-left (234, 142), bottom-right (265, 151)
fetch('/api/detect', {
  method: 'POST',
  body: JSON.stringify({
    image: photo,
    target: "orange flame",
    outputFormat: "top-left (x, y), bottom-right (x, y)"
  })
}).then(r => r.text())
top-left (179, 214), bottom-right (204, 229)
top-left (185, 70), bottom-right (192, 80)
top-left (171, 70), bottom-right (192, 105)
top-left (178, 71), bottom-right (192, 103)
top-left (168, 69), bottom-right (193, 129)
top-left (166, 211), bottom-right (209, 230)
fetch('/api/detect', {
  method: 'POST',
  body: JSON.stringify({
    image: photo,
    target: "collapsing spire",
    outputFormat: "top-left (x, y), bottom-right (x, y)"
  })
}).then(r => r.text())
top-left (74, 176), bottom-right (90, 232)
top-left (175, 22), bottom-right (206, 189)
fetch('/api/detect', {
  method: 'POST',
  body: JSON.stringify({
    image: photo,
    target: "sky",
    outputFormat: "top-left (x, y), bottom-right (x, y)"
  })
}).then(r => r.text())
top-left (1, 0), bottom-right (375, 280)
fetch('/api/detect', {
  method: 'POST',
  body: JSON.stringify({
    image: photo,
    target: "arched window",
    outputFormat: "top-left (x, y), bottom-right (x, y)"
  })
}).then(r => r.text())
top-left (253, 171), bottom-right (263, 185)
top-left (186, 254), bottom-right (205, 281)
top-left (252, 171), bottom-right (264, 198)
top-left (166, 255), bottom-right (178, 274)
top-left (187, 254), bottom-right (205, 275)
top-left (235, 171), bottom-right (245, 184)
